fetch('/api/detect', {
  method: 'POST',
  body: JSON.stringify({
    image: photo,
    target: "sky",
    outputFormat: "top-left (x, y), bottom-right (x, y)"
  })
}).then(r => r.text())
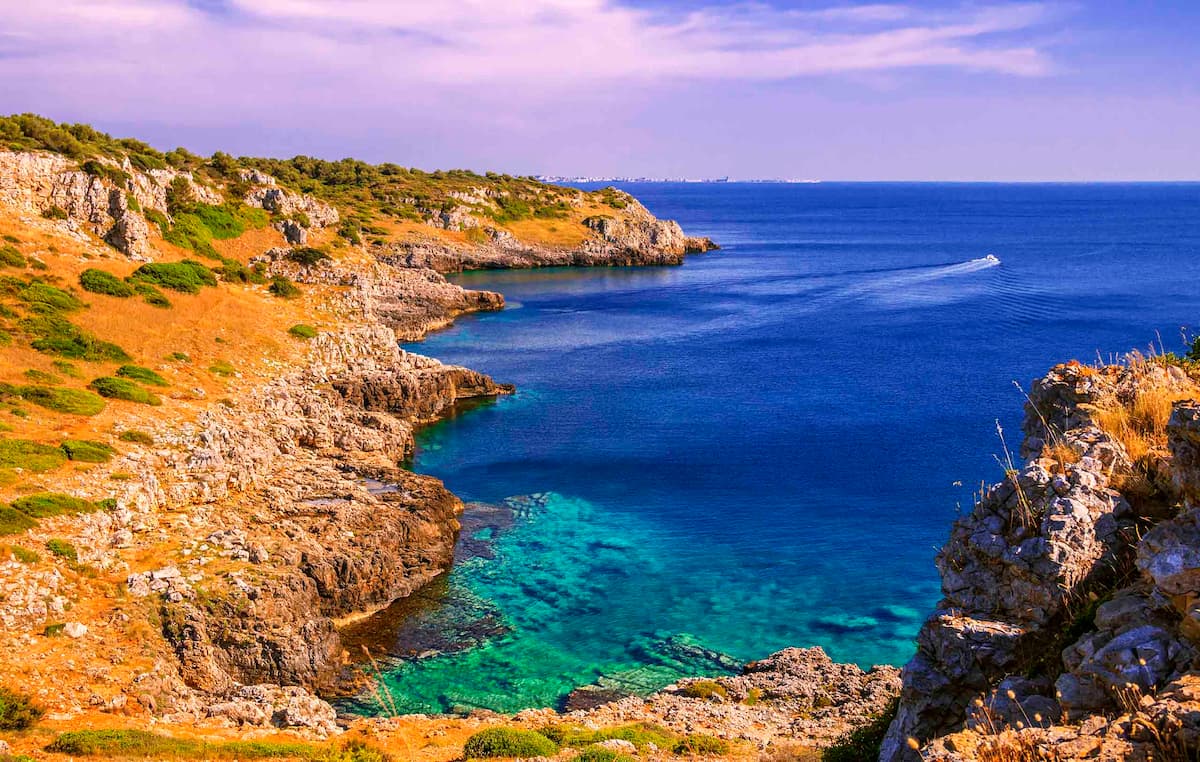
top-left (1, 1), bottom-right (1198, 180)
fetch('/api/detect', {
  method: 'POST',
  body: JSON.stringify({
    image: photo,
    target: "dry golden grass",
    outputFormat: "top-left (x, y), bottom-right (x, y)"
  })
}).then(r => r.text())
top-left (1091, 381), bottom-right (1196, 463)
top-left (1042, 440), bottom-right (1082, 475)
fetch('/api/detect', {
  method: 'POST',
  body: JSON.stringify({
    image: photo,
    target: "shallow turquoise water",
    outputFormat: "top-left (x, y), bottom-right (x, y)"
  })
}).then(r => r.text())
top-left (343, 182), bottom-right (1200, 715)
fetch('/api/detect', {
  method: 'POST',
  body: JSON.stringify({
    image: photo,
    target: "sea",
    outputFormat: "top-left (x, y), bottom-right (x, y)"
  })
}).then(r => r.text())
top-left (340, 182), bottom-right (1200, 715)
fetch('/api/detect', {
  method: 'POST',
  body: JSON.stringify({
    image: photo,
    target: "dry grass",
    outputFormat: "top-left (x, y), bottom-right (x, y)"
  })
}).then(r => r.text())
top-left (973, 731), bottom-right (1062, 762)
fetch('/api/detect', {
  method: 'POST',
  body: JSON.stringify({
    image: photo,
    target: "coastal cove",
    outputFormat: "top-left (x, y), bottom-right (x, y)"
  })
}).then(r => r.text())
top-left (344, 182), bottom-right (1200, 715)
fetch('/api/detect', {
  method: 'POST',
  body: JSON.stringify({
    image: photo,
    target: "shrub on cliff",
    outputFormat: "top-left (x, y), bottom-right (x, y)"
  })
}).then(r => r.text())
top-left (0, 505), bottom-right (37, 536)
top-left (288, 247), bottom-right (330, 267)
top-left (88, 376), bottom-right (162, 406)
top-left (79, 268), bottom-right (134, 297)
top-left (822, 697), bottom-right (897, 762)
top-left (116, 364), bottom-right (168, 387)
top-left (0, 685), bottom-right (43, 730)
top-left (0, 244), bottom-right (25, 268)
top-left (288, 324), bottom-right (318, 340)
top-left (1, 384), bottom-right (106, 416)
top-left (45, 538), bottom-right (77, 562)
top-left (462, 728), bottom-right (558, 759)
top-left (680, 679), bottom-right (729, 700)
top-left (673, 734), bottom-right (729, 756)
top-left (129, 260), bottom-right (217, 294)
top-left (118, 430), bottom-right (154, 445)
top-left (268, 275), bottom-right (302, 299)
top-left (577, 747), bottom-right (634, 762)
top-left (41, 205), bottom-right (68, 220)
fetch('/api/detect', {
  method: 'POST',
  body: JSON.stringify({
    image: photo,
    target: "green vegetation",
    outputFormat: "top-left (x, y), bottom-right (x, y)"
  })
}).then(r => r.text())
top-left (133, 281), bottom-right (172, 308)
top-left (0, 505), bottom-right (37, 536)
top-left (822, 697), bottom-right (898, 762)
top-left (23, 368), bottom-right (60, 384)
top-left (0, 685), bottom-right (43, 730)
top-left (166, 351), bottom-right (191, 362)
top-left (673, 735), bottom-right (729, 756)
top-left (45, 538), bottom-right (77, 562)
top-left (59, 439), bottom-right (116, 463)
top-left (118, 429), bottom-right (154, 445)
top-left (79, 268), bottom-right (134, 297)
top-left (288, 323), bottom-right (318, 339)
top-left (0, 438), bottom-right (67, 471)
top-left (22, 313), bottom-right (130, 361)
top-left (10, 545), bottom-right (38, 563)
top-left (80, 159), bottom-right (131, 187)
top-left (116, 364), bottom-right (168, 386)
top-left (208, 360), bottom-right (236, 377)
top-left (11, 492), bottom-right (99, 518)
top-left (42, 623), bottom-right (65, 637)
top-left (0, 245), bottom-right (25, 268)
top-left (88, 377), bottom-right (162, 406)
top-left (288, 247), bottom-right (330, 267)
top-left (0, 114), bottom-right (167, 169)
top-left (268, 275), bottom-right (302, 299)
top-left (538, 722), bottom-right (677, 751)
top-left (680, 680), bottom-right (729, 700)
top-left (577, 747), bottom-right (634, 762)
top-left (462, 728), bottom-right (559, 759)
top-left (17, 282), bottom-right (84, 312)
top-left (128, 260), bottom-right (217, 294)
top-left (41, 205), bottom-right (68, 220)
top-left (0, 384), bottom-right (106, 415)
top-left (45, 729), bottom-right (390, 761)
top-left (52, 360), bottom-right (82, 378)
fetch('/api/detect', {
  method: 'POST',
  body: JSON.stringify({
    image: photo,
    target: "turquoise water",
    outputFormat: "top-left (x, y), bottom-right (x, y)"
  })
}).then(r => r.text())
top-left (344, 182), bottom-right (1200, 715)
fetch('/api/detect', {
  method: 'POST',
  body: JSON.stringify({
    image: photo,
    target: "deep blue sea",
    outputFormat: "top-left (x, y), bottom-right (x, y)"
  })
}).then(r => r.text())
top-left (359, 182), bottom-right (1200, 715)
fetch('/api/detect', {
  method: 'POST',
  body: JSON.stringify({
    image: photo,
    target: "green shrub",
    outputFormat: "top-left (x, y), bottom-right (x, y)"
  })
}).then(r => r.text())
top-left (673, 734), bottom-right (729, 756)
top-left (577, 747), bottom-right (634, 762)
top-left (680, 680), bottom-right (729, 700)
top-left (11, 545), bottom-right (38, 563)
top-left (11, 492), bottom-right (98, 518)
top-left (822, 697), bottom-right (897, 762)
top-left (2, 384), bottom-right (106, 415)
top-left (0, 505), bottom-right (37, 536)
top-left (133, 281), bottom-right (172, 308)
top-left (462, 728), bottom-right (558, 759)
top-left (539, 722), bottom-right (677, 750)
top-left (144, 208), bottom-right (170, 235)
top-left (45, 728), bottom-right (350, 759)
top-left (79, 268), bottom-right (134, 297)
top-left (22, 313), bottom-right (130, 361)
top-left (43, 623), bottom-right (65, 637)
top-left (18, 282), bottom-right (85, 312)
top-left (128, 260), bottom-right (217, 294)
top-left (0, 685), bottom-right (43, 730)
top-left (45, 538), bottom-right (77, 561)
top-left (268, 275), bottom-right (302, 299)
top-left (208, 360), bottom-right (236, 377)
top-left (41, 205), bottom-right (68, 220)
top-left (0, 438), bottom-right (67, 471)
top-left (0, 244), bottom-right (25, 268)
top-left (116, 364), bottom-right (168, 386)
top-left (118, 429), bottom-right (154, 445)
top-left (23, 369), bottom-right (61, 384)
top-left (288, 323), bottom-right (317, 339)
top-left (52, 359), bottom-right (82, 378)
top-left (88, 377), bottom-right (162, 406)
top-left (743, 687), bottom-right (763, 706)
top-left (288, 247), bottom-right (330, 266)
top-left (60, 439), bottom-right (116, 462)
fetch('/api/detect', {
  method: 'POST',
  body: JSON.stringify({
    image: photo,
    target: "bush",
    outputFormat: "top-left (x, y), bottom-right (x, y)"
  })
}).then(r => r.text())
top-left (45, 538), bottom-right (77, 561)
top-left (133, 281), bottom-right (172, 308)
top-left (45, 728), bottom-right (362, 760)
top-left (79, 268), bottom-right (134, 297)
top-left (680, 680), bottom-right (729, 700)
top-left (0, 438), bottom-right (67, 471)
top-left (118, 429), bottom-right (154, 445)
top-left (11, 545), bottom-right (38, 563)
top-left (577, 747), bottom-right (633, 762)
top-left (11, 492), bottom-right (98, 518)
top-left (23, 369), bottom-right (61, 384)
top-left (166, 351), bottom-right (191, 362)
top-left (268, 275), bottom-right (302, 299)
top-left (52, 360), bottom-right (82, 378)
top-left (2, 384), bottom-right (106, 416)
top-left (822, 698), bottom-right (897, 762)
top-left (116, 364), bottom-right (168, 386)
top-left (0, 505), bottom-right (37, 536)
top-left (0, 244), bottom-right (25, 268)
top-left (41, 205), bottom-right (68, 220)
top-left (288, 247), bottom-right (330, 267)
top-left (462, 728), bottom-right (559, 759)
top-left (0, 685), bottom-right (43, 730)
top-left (288, 323), bottom-right (317, 339)
top-left (18, 282), bottom-right (84, 312)
top-left (208, 360), bottom-right (236, 377)
top-left (539, 722), bottom-right (676, 750)
top-left (673, 734), bottom-right (729, 756)
top-left (22, 313), bottom-right (130, 361)
top-left (129, 260), bottom-right (217, 293)
top-left (60, 439), bottom-right (116, 462)
top-left (88, 377), bottom-right (162, 406)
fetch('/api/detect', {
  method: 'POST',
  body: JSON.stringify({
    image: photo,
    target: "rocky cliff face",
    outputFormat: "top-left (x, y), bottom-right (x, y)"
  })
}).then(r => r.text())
top-left (886, 360), bottom-right (1200, 761)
